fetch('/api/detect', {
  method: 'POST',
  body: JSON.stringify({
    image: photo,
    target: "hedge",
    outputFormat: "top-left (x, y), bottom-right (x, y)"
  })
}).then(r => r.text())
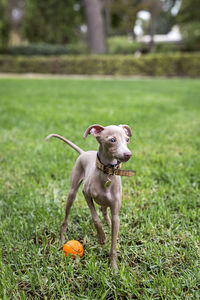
top-left (0, 53), bottom-right (200, 77)
top-left (3, 43), bottom-right (89, 56)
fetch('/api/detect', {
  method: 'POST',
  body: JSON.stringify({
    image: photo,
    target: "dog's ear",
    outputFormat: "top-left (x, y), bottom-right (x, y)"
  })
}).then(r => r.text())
top-left (83, 124), bottom-right (105, 138)
top-left (119, 125), bottom-right (132, 137)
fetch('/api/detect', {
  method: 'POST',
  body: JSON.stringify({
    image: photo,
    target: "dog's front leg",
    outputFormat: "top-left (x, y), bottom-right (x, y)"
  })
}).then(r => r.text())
top-left (110, 210), bottom-right (120, 270)
top-left (101, 206), bottom-right (111, 227)
top-left (83, 191), bottom-right (106, 245)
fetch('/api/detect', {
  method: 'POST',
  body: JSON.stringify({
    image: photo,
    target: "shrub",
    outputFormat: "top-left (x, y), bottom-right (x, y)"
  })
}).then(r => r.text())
top-left (107, 36), bottom-right (149, 54)
top-left (107, 36), bottom-right (141, 54)
top-left (3, 43), bottom-right (89, 56)
top-left (0, 53), bottom-right (199, 77)
top-left (154, 42), bottom-right (183, 53)
top-left (177, 0), bottom-right (200, 51)
top-left (179, 22), bottom-right (200, 51)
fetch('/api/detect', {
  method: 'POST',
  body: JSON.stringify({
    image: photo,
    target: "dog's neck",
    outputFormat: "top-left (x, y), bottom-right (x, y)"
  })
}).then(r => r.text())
top-left (98, 145), bottom-right (118, 166)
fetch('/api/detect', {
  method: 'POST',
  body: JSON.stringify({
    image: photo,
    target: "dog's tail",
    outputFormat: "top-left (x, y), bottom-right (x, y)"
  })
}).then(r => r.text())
top-left (45, 134), bottom-right (84, 155)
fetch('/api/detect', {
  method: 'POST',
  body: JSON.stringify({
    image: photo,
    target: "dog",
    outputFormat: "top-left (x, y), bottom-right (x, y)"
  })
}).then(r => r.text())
top-left (45, 124), bottom-right (135, 269)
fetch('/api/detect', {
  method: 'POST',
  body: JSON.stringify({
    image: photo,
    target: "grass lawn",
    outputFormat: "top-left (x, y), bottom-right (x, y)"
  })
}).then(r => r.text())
top-left (0, 77), bottom-right (200, 299)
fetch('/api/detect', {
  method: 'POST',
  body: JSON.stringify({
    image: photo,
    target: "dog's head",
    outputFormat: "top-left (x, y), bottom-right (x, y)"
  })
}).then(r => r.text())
top-left (84, 124), bottom-right (132, 162)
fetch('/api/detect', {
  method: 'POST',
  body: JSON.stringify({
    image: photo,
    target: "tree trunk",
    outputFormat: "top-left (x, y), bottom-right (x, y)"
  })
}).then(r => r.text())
top-left (84, 0), bottom-right (107, 54)
top-left (103, 0), bottom-right (111, 36)
top-left (149, 13), bottom-right (156, 52)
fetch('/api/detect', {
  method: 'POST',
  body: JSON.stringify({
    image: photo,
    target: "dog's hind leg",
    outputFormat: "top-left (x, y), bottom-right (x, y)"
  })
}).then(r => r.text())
top-left (60, 159), bottom-right (84, 244)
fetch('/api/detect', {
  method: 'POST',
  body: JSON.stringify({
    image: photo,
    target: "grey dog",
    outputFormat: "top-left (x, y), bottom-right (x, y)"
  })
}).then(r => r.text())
top-left (45, 124), bottom-right (134, 269)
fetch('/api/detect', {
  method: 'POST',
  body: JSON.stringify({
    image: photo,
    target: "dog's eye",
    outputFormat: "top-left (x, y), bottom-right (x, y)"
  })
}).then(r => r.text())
top-left (110, 138), bottom-right (116, 143)
top-left (126, 138), bottom-right (130, 143)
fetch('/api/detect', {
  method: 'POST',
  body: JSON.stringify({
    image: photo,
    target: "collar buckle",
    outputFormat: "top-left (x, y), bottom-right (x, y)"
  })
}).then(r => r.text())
top-left (103, 165), bottom-right (114, 175)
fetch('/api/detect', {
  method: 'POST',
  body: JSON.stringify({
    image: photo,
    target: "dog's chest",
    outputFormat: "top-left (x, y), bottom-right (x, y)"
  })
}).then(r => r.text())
top-left (91, 188), bottom-right (113, 205)
top-left (83, 177), bottom-right (121, 206)
top-left (82, 167), bottom-right (122, 205)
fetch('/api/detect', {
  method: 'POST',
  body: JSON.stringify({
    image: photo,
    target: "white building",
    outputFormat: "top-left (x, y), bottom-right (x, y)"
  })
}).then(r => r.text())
top-left (136, 26), bottom-right (182, 44)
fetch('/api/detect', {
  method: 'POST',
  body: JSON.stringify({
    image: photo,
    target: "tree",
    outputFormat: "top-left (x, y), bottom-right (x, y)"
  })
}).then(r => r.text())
top-left (143, 0), bottom-right (163, 51)
top-left (102, 0), bottom-right (112, 36)
top-left (0, 0), bottom-right (11, 51)
top-left (155, 0), bottom-right (176, 34)
top-left (177, 0), bottom-right (200, 50)
top-left (7, 0), bottom-right (25, 34)
top-left (23, 0), bottom-right (82, 44)
top-left (109, 0), bottom-right (142, 36)
top-left (84, 0), bottom-right (106, 53)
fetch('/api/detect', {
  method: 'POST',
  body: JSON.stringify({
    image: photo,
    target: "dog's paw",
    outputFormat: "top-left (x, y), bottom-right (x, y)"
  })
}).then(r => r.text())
top-left (110, 253), bottom-right (118, 270)
top-left (98, 234), bottom-right (106, 245)
top-left (60, 229), bottom-right (67, 245)
top-left (110, 259), bottom-right (118, 271)
top-left (60, 234), bottom-right (66, 245)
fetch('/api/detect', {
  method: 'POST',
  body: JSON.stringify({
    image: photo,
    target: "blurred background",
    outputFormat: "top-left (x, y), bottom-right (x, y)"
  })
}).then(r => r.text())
top-left (0, 0), bottom-right (199, 76)
top-left (0, 2), bottom-right (200, 297)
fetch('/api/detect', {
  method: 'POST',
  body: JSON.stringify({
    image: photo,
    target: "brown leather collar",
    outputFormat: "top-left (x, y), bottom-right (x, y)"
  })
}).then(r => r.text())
top-left (96, 154), bottom-right (136, 177)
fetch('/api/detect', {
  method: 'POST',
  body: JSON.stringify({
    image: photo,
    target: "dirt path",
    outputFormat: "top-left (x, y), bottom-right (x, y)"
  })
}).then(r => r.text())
top-left (0, 72), bottom-right (151, 80)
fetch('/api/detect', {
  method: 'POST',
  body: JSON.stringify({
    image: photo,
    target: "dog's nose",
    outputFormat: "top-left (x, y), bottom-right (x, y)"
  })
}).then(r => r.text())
top-left (124, 152), bottom-right (132, 160)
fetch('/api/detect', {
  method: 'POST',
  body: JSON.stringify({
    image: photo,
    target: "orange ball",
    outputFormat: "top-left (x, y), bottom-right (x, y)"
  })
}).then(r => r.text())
top-left (63, 240), bottom-right (84, 258)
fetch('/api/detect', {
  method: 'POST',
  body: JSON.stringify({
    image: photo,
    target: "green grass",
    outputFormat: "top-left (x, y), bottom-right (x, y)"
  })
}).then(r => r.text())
top-left (0, 77), bottom-right (200, 299)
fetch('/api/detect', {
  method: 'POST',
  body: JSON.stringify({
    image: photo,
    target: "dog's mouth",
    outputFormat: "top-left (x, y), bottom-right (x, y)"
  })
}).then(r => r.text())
top-left (123, 157), bottom-right (131, 162)
top-left (115, 156), bottom-right (131, 163)
top-left (120, 157), bottom-right (131, 163)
